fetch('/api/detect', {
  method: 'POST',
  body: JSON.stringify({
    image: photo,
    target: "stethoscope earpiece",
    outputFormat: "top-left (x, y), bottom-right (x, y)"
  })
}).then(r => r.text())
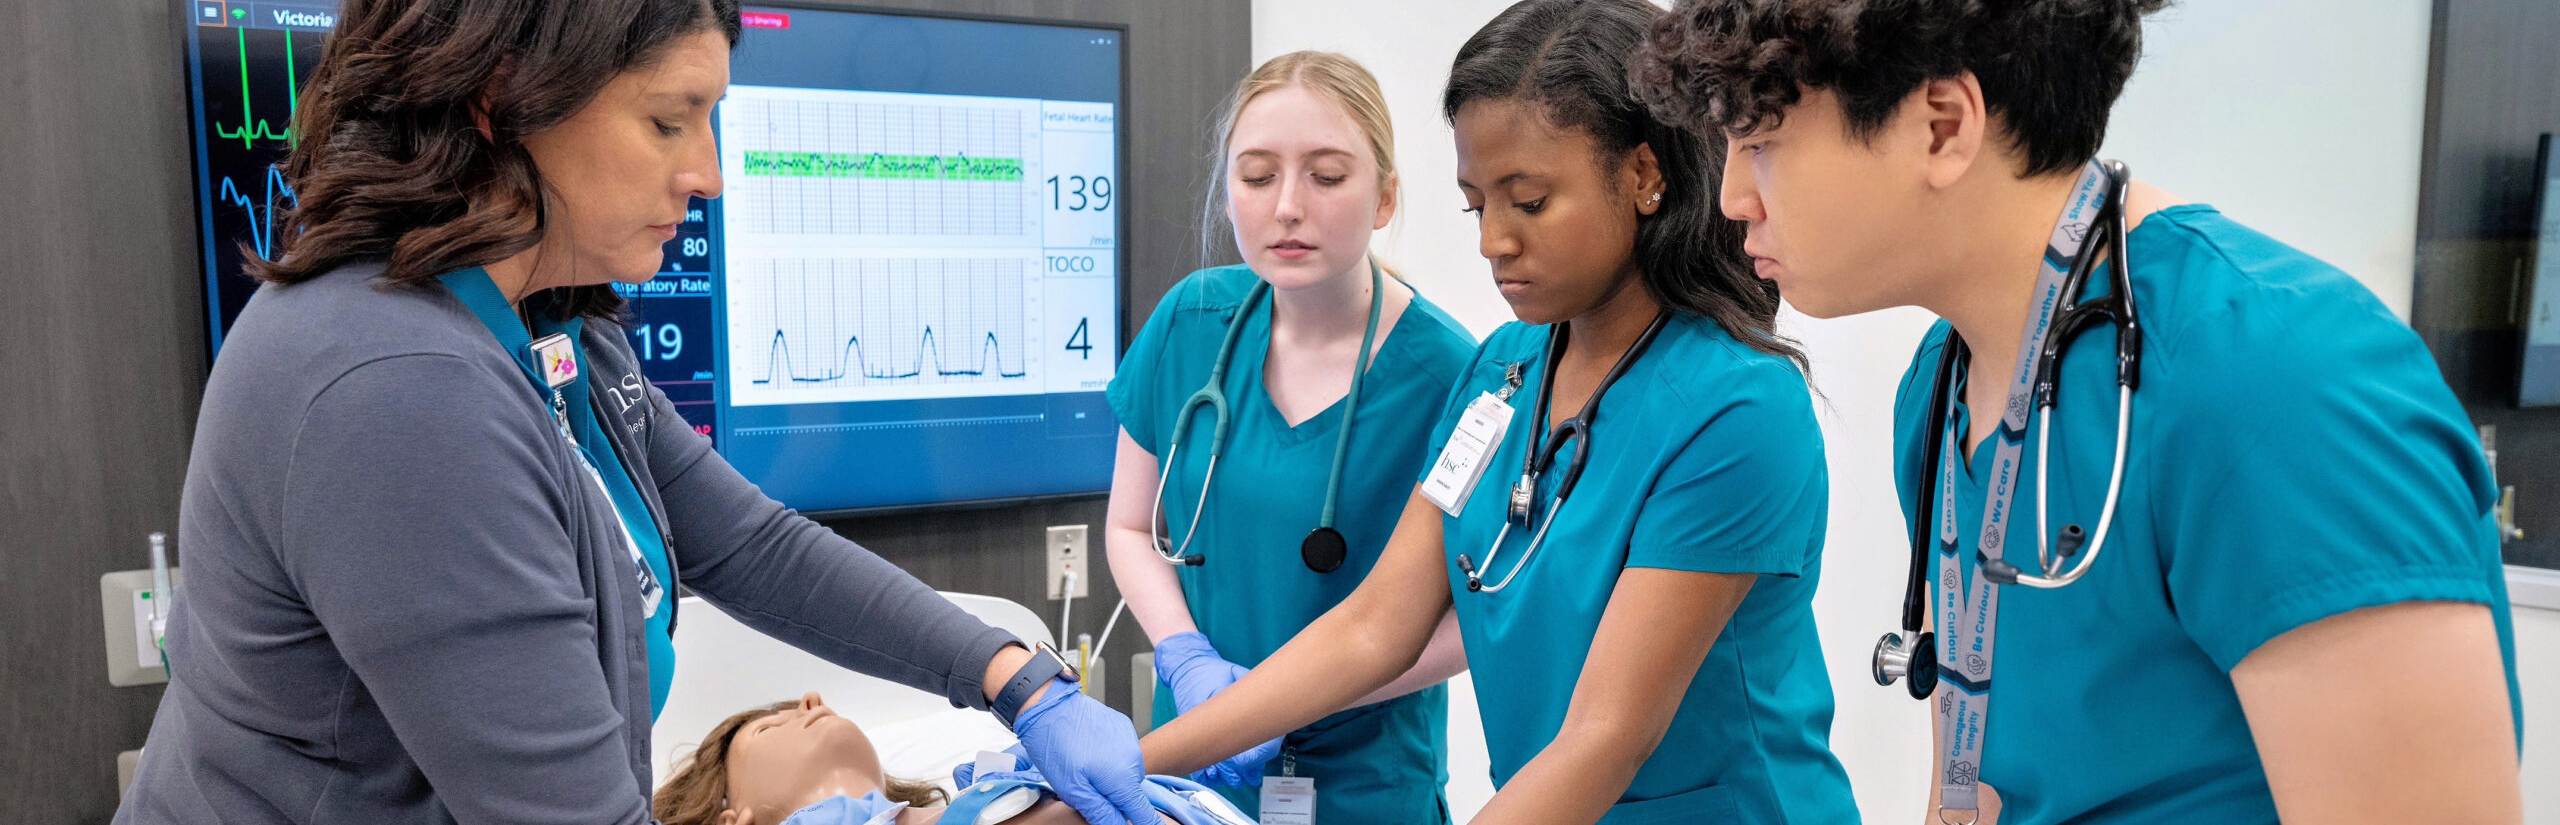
top-left (1878, 160), bottom-right (2140, 708)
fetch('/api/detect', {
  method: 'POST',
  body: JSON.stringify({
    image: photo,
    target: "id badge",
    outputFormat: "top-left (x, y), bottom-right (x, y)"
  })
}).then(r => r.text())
top-left (572, 451), bottom-right (664, 619)
top-left (1259, 776), bottom-right (1316, 825)
top-left (1421, 392), bottom-right (1513, 516)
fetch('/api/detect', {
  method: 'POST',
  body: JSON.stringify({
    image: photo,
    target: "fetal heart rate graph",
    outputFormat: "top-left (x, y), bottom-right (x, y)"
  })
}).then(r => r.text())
top-left (192, 23), bottom-right (323, 347)
top-left (719, 87), bottom-right (1040, 240)
top-left (727, 257), bottom-right (1039, 406)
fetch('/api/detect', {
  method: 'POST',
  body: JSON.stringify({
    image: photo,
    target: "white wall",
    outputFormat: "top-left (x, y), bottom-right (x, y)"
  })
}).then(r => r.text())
top-left (2099, 0), bottom-right (2430, 319)
top-left (1248, 2), bottom-right (2550, 823)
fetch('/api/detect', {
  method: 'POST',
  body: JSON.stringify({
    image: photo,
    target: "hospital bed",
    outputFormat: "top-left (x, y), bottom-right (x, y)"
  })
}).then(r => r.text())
top-left (652, 593), bottom-right (1036, 788)
top-left (653, 592), bottom-right (1497, 820)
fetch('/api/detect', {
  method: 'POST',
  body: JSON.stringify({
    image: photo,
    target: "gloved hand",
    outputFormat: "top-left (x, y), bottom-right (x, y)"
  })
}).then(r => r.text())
top-left (1152, 632), bottom-right (1283, 788)
top-left (1009, 677), bottom-right (1156, 825)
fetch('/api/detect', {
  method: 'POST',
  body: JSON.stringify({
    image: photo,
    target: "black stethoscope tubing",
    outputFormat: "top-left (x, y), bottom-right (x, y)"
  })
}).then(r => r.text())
top-left (1457, 309), bottom-right (1672, 593)
top-left (1877, 160), bottom-right (2144, 699)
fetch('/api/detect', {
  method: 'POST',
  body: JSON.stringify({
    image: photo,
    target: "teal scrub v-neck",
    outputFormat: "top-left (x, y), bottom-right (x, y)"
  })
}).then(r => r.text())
top-left (1889, 205), bottom-right (2520, 824)
top-left (1109, 264), bottom-right (1478, 823)
top-left (1425, 314), bottom-right (1855, 824)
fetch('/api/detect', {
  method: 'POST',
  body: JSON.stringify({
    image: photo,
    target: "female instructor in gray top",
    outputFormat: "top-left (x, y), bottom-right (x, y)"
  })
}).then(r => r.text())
top-left (113, 1), bottom-right (1151, 823)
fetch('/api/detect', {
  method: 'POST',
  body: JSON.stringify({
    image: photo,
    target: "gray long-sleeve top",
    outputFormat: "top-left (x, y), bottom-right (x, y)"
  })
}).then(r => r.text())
top-left (115, 262), bottom-right (1019, 824)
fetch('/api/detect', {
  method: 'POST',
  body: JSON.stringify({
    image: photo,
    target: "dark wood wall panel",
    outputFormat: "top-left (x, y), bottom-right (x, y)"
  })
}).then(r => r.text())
top-left (1, 1), bottom-right (210, 822)
top-left (0, 1), bottom-right (1247, 821)
top-left (2416, 0), bottom-right (2560, 570)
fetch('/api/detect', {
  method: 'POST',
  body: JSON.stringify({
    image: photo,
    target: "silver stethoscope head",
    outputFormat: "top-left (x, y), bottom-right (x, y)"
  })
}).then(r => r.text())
top-left (1871, 630), bottom-right (1936, 700)
top-left (1875, 158), bottom-right (2144, 702)
top-left (1456, 312), bottom-right (1670, 595)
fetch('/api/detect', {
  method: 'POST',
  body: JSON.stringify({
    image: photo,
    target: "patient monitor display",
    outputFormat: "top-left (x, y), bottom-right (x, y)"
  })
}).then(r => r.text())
top-left (2522, 134), bottom-right (2560, 406)
top-left (184, 3), bottom-right (1124, 512)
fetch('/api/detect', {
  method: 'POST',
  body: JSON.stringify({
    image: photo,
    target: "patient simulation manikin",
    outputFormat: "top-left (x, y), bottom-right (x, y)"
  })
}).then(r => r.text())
top-left (655, 693), bottom-right (1254, 825)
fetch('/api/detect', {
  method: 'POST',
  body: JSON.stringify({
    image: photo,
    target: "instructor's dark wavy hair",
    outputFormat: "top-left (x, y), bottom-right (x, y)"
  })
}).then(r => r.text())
top-left (1631, 0), bottom-right (2170, 178)
top-left (249, 0), bottom-right (742, 319)
top-left (1445, 0), bottom-right (1801, 369)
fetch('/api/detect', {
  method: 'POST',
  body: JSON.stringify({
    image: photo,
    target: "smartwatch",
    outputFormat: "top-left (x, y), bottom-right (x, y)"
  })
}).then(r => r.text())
top-left (990, 643), bottom-right (1080, 729)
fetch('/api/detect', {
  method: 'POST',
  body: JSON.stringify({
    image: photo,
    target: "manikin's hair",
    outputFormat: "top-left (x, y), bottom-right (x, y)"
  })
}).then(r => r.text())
top-left (653, 699), bottom-right (948, 825)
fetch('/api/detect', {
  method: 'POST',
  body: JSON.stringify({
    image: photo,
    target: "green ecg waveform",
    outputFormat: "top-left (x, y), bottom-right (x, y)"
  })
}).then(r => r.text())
top-left (742, 151), bottom-right (1025, 181)
top-left (213, 27), bottom-right (301, 148)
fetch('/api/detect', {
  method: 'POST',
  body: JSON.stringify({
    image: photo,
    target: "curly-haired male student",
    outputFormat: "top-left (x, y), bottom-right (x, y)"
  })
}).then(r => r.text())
top-left (1631, 3), bottom-right (2522, 824)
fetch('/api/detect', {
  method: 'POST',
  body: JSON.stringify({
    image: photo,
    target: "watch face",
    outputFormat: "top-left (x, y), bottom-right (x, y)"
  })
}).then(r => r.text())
top-left (1034, 640), bottom-right (1075, 681)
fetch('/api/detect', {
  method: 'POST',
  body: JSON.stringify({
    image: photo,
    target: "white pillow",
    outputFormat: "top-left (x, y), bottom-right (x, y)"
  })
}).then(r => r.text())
top-left (867, 707), bottom-right (1021, 793)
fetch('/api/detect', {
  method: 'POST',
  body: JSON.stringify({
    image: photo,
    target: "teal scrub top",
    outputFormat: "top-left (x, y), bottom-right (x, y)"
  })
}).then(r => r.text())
top-left (1107, 265), bottom-right (1478, 823)
top-left (1891, 205), bottom-right (2523, 825)
top-left (1426, 315), bottom-right (1856, 825)
top-left (443, 269), bottom-right (679, 720)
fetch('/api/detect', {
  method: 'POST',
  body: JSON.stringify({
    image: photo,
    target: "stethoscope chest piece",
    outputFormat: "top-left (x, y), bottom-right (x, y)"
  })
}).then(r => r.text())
top-left (1872, 630), bottom-right (1938, 700)
top-left (1301, 527), bottom-right (1347, 574)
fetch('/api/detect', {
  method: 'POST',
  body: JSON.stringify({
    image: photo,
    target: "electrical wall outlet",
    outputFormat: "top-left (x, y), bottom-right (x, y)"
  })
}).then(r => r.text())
top-left (100, 568), bottom-right (181, 687)
top-left (1047, 525), bottom-right (1090, 600)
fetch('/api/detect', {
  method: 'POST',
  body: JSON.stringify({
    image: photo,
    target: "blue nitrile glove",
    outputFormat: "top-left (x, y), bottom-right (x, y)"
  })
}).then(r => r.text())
top-left (951, 745), bottom-right (1037, 788)
top-left (1009, 677), bottom-right (1156, 825)
top-left (1152, 632), bottom-right (1283, 788)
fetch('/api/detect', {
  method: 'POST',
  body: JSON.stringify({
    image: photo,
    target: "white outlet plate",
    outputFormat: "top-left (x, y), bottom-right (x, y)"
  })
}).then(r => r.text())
top-left (1047, 525), bottom-right (1089, 600)
top-left (100, 568), bottom-right (181, 687)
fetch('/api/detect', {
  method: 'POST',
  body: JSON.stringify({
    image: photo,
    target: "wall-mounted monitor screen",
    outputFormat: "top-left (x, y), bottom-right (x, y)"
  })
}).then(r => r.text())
top-left (2520, 133), bottom-right (2560, 407)
top-left (182, 1), bottom-right (1124, 512)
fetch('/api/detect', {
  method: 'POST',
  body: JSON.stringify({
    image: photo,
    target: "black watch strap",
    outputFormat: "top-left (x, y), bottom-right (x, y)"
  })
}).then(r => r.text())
top-left (991, 645), bottom-right (1072, 729)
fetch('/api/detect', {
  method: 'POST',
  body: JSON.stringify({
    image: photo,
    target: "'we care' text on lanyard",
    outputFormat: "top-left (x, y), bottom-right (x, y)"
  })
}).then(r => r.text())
top-left (1930, 161), bottom-right (2113, 821)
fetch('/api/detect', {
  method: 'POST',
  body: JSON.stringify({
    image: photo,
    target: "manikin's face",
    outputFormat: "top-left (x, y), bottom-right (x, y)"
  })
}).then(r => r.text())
top-left (1223, 84), bottom-right (1396, 289)
top-left (518, 30), bottom-right (729, 288)
top-left (1718, 89), bottom-right (1936, 318)
top-left (720, 693), bottom-right (887, 825)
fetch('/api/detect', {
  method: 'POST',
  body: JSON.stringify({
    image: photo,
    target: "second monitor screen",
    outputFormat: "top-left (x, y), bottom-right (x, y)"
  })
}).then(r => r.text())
top-left (703, 7), bottom-right (1124, 511)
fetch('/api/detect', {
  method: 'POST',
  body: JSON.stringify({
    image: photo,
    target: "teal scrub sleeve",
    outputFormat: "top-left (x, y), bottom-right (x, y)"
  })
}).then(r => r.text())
top-left (1626, 373), bottom-right (1829, 577)
top-left (2151, 310), bottom-right (2501, 672)
top-left (1106, 278), bottom-right (1193, 450)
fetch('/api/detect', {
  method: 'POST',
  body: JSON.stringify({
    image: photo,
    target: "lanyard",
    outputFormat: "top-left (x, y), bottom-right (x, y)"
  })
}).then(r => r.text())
top-left (438, 269), bottom-right (664, 617)
top-left (437, 269), bottom-right (591, 439)
top-left (1932, 162), bottom-right (2112, 822)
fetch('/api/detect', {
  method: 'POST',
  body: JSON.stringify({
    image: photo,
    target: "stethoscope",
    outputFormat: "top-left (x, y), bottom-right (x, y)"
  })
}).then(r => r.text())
top-left (1456, 310), bottom-right (1670, 594)
top-left (1873, 160), bottom-right (2143, 698)
top-left (1150, 263), bottom-right (1385, 574)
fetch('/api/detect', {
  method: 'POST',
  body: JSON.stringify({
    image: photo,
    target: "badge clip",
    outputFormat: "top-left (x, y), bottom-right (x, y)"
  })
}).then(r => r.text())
top-left (531, 333), bottom-right (579, 389)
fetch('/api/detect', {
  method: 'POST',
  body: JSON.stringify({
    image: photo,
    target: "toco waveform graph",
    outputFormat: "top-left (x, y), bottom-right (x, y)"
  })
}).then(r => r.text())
top-left (727, 257), bottom-right (1041, 406)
